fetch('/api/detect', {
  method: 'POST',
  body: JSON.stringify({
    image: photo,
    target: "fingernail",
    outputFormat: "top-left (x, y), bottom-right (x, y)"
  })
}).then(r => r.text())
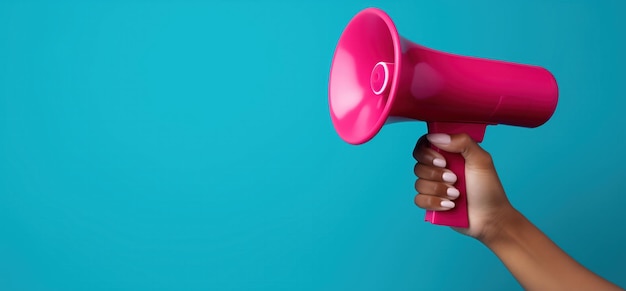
top-left (427, 134), bottom-right (451, 145)
top-left (441, 200), bottom-right (455, 209)
top-left (442, 172), bottom-right (457, 183)
top-left (447, 187), bottom-right (460, 199)
top-left (433, 158), bottom-right (446, 168)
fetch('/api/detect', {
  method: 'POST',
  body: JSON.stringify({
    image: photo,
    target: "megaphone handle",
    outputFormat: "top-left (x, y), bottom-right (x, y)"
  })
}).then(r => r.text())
top-left (425, 122), bottom-right (487, 228)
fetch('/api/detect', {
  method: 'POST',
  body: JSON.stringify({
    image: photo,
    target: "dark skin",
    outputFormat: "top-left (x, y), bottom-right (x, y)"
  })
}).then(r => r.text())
top-left (413, 133), bottom-right (623, 291)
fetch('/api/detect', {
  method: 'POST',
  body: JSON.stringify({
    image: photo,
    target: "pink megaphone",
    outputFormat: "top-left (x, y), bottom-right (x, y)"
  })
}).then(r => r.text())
top-left (328, 8), bottom-right (558, 228)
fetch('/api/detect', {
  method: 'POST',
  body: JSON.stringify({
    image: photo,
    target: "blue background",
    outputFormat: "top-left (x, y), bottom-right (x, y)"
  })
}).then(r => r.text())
top-left (1, 0), bottom-right (625, 290)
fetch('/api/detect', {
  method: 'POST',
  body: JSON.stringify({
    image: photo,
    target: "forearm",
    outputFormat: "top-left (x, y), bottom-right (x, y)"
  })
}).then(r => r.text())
top-left (481, 209), bottom-right (621, 291)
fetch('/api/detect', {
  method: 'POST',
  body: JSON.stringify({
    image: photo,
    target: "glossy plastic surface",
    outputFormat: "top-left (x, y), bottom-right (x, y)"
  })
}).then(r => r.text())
top-left (328, 8), bottom-right (559, 227)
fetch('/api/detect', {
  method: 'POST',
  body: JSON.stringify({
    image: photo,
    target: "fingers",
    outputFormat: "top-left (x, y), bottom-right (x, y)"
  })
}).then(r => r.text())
top-left (413, 163), bottom-right (457, 183)
top-left (415, 179), bottom-right (460, 200)
top-left (413, 134), bottom-right (461, 211)
top-left (413, 135), bottom-right (447, 168)
top-left (412, 133), bottom-right (496, 212)
top-left (413, 167), bottom-right (460, 211)
top-left (426, 133), bottom-right (494, 169)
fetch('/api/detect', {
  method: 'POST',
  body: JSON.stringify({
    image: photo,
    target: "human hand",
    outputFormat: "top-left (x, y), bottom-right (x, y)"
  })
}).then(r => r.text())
top-left (413, 133), bottom-right (624, 290)
top-left (412, 133), bottom-right (516, 240)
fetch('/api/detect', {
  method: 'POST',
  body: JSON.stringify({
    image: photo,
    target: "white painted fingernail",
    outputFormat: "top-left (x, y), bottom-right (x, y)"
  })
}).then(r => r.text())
top-left (427, 134), bottom-right (451, 145)
top-left (433, 158), bottom-right (446, 168)
top-left (441, 200), bottom-right (455, 208)
top-left (442, 172), bottom-right (457, 183)
top-left (447, 188), bottom-right (460, 198)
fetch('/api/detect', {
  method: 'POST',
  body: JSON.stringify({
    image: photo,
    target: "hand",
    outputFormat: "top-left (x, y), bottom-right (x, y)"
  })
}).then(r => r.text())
top-left (413, 133), bottom-right (623, 290)
top-left (412, 133), bottom-right (515, 240)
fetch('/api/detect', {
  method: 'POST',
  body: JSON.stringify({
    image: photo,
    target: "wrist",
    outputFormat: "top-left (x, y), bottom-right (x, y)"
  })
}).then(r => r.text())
top-left (477, 205), bottom-right (524, 247)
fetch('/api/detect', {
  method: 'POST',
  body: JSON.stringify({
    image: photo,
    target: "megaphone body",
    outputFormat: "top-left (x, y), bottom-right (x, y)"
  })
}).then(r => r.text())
top-left (329, 8), bottom-right (558, 228)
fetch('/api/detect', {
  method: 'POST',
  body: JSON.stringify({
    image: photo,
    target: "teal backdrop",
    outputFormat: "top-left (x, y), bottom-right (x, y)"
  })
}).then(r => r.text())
top-left (1, 0), bottom-right (625, 290)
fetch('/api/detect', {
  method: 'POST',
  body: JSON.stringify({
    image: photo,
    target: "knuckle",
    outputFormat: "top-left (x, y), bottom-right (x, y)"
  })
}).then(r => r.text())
top-left (415, 179), bottom-right (444, 196)
top-left (413, 194), bottom-right (421, 206)
top-left (482, 151), bottom-right (493, 163)
top-left (433, 182), bottom-right (447, 195)
top-left (414, 164), bottom-right (427, 178)
top-left (471, 147), bottom-right (493, 165)
top-left (414, 194), bottom-right (432, 208)
top-left (457, 133), bottom-right (472, 145)
top-left (415, 163), bottom-right (446, 181)
top-left (413, 135), bottom-right (428, 160)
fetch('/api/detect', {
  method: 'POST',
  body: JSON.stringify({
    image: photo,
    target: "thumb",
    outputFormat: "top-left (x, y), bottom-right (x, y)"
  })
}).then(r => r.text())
top-left (426, 133), bottom-right (493, 169)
